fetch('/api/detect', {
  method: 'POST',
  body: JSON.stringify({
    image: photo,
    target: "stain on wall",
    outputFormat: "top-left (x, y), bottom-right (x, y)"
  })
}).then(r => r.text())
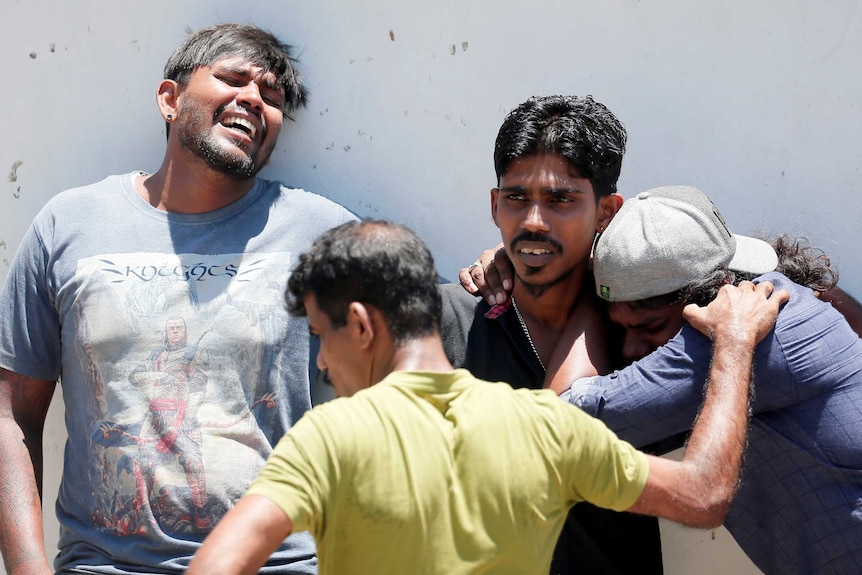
top-left (8, 161), bottom-right (23, 182)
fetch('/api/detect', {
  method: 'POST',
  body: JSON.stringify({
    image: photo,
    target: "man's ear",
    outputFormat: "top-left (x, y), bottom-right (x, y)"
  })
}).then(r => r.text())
top-left (347, 302), bottom-right (375, 349)
top-left (157, 79), bottom-right (181, 123)
top-left (490, 188), bottom-right (500, 227)
top-left (596, 193), bottom-right (624, 233)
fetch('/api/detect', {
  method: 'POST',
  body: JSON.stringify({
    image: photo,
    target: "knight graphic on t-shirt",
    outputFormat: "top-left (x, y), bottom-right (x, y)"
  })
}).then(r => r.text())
top-left (129, 316), bottom-right (211, 527)
top-left (93, 315), bottom-right (220, 534)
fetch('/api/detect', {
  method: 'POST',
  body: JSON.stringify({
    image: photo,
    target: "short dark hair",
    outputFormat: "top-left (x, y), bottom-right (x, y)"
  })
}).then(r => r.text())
top-left (164, 23), bottom-right (309, 116)
top-left (493, 95), bottom-right (627, 197)
top-left (632, 234), bottom-right (839, 309)
top-left (286, 220), bottom-right (442, 345)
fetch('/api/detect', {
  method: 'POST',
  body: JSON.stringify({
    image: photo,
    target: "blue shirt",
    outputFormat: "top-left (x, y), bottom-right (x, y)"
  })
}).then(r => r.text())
top-left (563, 272), bottom-right (862, 575)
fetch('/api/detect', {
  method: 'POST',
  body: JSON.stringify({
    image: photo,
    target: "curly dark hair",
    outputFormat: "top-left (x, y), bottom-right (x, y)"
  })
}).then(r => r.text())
top-left (286, 220), bottom-right (442, 345)
top-left (493, 95), bottom-right (627, 197)
top-left (633, 234), bottom-right (838, 310)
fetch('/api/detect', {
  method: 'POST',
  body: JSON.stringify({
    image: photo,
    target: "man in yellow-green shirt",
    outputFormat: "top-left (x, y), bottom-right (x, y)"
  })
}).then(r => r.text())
top-left (249, 368), bottom-right (645, 574)
top-left (188, 220), bottom-right (787, 575)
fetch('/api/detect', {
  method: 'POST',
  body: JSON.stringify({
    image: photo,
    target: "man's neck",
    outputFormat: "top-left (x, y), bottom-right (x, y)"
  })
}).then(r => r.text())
top-left (509, 271), bottom-right (589, 369)
top-left (511, 272), bottom-right (586, 331)
top-left (139, 153), bottom-right (257, 214)
top-left (381, 336), bottom-right (454, 379)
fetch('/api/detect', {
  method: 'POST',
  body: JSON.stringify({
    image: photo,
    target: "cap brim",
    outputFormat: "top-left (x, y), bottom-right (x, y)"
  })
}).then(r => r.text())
top-left (728, 235), bottom-right (778, 275)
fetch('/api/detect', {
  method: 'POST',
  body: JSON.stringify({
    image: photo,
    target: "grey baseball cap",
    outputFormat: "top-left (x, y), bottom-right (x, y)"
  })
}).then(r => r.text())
top-left (594, 185), bottom-right (778, 302)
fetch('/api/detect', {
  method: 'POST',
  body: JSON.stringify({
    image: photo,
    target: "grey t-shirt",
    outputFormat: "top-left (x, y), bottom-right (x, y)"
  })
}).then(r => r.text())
top-left (0, 173), bottom-right (356, 573)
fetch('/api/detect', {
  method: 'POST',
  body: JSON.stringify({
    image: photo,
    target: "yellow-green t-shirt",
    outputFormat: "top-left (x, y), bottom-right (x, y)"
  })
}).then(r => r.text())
top-left (247, 369), bottom-right (647, 575)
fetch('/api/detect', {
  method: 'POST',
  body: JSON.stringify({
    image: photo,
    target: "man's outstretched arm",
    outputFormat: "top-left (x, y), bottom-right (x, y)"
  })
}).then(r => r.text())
top-left (627, 281), bottom-right (789, 528)
top-left (186, 494), bottom-right (294, 575)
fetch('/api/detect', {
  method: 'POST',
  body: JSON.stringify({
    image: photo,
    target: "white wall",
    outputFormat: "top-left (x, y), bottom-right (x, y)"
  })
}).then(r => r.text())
top-left (3, 1), bottom-right (861, 572)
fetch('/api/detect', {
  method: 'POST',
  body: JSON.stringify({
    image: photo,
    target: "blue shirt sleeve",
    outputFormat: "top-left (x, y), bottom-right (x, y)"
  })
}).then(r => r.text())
top-left (562, 323), bottom-right (712, 448)
top-left (562, 272), bottom-right (862, 449)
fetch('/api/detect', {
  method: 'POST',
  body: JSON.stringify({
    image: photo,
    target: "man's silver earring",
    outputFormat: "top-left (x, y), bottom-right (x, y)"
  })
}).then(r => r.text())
top-left (167, 114), bottom-right (173, 121)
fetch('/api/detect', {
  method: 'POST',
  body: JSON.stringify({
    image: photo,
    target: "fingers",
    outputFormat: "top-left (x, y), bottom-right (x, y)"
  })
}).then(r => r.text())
top-left (484, 265), bottom-right (507, 305)
top-left (681, 302), bottom-right (713, 340)
top-left (741, 280), bottom-right (790, 309)
top-left (770, 287), bottom-right (791, 307)
top-left (458, 262), bottom-right (481, 295)
top-left (458, 245), bottom-right (512, 306)
top-left (459, 255), bottom-right (500, 305)
top-left (683, 281), bottom-right (789, 343)
top-left (494, 245), bottom-right (514, 297)
top-left (744, 281), bottom-right (789, 344)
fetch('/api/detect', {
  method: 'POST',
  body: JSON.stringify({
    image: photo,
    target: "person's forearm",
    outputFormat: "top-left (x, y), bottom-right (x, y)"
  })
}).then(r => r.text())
top-left (629, 328), bottom-right (755, 528)
top-left (669, 282), bottom-right (780, 525)
top-left (0, 369), bottom-right (55, 574)
top-left (678, 329), bottom-right (754, 521)
top-left (0, 420), bottom-right (51, 575)
top-left (628, 281), bottom-right (785, 527)
top-left (188, 494), bottom-right (294, 575)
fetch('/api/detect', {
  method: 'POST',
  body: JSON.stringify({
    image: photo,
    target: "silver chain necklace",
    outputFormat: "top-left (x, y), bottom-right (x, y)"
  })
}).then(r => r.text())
top-left (511, 297), bottom-right (546, 372)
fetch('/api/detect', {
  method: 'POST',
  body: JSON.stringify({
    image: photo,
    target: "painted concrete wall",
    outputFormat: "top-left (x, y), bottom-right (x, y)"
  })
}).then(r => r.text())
top-left (3, 0), bottom-right (860, 572)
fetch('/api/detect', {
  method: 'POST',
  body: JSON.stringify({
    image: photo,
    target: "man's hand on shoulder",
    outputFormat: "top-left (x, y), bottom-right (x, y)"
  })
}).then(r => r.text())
top-left (683, 281), bottom-right (790, 345)
top-left (458, 244), bottom-right (512, 306)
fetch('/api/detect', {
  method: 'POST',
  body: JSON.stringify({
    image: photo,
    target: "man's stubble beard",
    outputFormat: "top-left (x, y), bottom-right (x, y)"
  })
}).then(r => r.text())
top-left (177, 102), bottom-right (273, 180)
top-left (518, 264), bottom-right (576, 299)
